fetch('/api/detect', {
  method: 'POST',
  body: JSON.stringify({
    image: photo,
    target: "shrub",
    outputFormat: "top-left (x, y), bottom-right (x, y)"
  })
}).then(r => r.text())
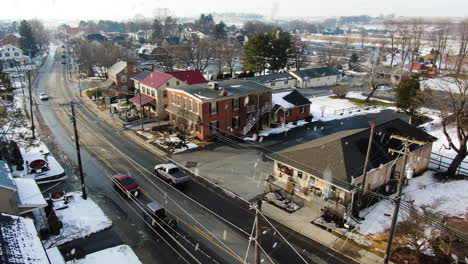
top-left (332, 86), bottom-right (350, 98)
top-left (85, 88), bottom-right (105, 98)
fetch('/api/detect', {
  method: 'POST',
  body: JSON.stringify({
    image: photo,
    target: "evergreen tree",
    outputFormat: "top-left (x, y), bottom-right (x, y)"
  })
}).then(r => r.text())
top-left (18, 20), bottom-right (38, 57)
top-left (241, 30), bottom-right (292, 73)
top-left (214, 22), bottom-right (227, 39)
top-left (395, 76), bottom-right (421, 114)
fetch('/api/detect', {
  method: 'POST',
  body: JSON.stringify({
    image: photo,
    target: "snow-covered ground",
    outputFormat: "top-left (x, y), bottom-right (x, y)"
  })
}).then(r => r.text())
top-left (136, 131), bottom-right (198, 153)
top-left (258, 120), bottom-right (309, 137)
top-left (309, 92), bottom-right (389, 122)
top-left (420, 77), bottom-right (462, 94)
top-left (358, 170), bottom-right (468, 235)
top-left (66, 245), bottom-right (141, 264)
top-left (11, 142), bottom-right (66, 184)
top-left (43, 192), bottom-right (112, 248)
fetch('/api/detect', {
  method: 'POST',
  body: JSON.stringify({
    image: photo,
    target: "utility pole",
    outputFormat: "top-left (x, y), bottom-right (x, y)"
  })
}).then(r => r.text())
top-left (358, 121), bottom-right (375, 214)
top-left (255, 199), bottom-right (262, 264)
top-left (139, 88), bottom-right (144, 131)
top-left (27, 70), bottom-right (35, 139)
top-left (77, 62), bottom-right (81, 97)
top-left (70, 102), bottom-right (87, 200)
top-left (384, 135), bottom-right (425, 264)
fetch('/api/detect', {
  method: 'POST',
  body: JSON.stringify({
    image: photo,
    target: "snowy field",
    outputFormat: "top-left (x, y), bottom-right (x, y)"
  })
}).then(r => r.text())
top-left (358, 170), bottom-right (468, 235)
top-left (66, 245), bottom-right (141, 264)
top-left (309, 92), bottom-right (390, 122)
top-left (420, 77), bottom-right (462, 94)
top-left (44, 192), bottom-right (112, 248)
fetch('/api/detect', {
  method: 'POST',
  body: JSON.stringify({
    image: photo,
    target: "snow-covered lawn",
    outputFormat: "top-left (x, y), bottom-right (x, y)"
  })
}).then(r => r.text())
top-left (309, 92), bottom-right (388, 122)
top-left (420, 77), bottom-right (461, 94)
top-left (358, 170), bottom-right (468, 235)
top-left (66, 245), bottom-right (141, 264)
top-left (43, 192), bottom-right (112, 248)
top-left (137, 131), bottom-right (199, 153)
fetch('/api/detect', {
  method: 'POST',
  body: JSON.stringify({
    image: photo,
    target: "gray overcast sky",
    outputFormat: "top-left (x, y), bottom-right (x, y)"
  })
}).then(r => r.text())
top-left (4, 0), bottom-right (468, 21)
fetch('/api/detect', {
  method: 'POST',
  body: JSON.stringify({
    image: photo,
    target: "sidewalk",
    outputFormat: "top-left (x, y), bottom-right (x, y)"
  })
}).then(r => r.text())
top-left (262, 203), bottom-right (385, 264)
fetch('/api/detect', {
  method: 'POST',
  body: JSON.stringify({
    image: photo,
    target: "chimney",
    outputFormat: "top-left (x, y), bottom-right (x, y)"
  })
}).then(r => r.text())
top-left (208, 81), bottom-right (219, 90)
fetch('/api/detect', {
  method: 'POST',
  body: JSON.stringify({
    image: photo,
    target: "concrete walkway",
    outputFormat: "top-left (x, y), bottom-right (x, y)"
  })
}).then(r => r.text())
top-left (263, 203), bottom-right (385, 264)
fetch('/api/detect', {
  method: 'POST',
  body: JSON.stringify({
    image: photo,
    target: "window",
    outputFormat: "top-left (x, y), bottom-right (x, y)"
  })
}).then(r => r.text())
top-left (121, 75), bottom-right (127, 82)
top-left (151, 90), bottom-right (155, 97)
top-left (163, 91), bottom-right (167, 97)
top-left (271, 82), bottom-right (275, 87)
top-left (193, 102), bottom-right (199, 113)
top-left (122, 86), bottom-right (128, 93)
top-left (300, 106), bottom-right (306, 113)
top-left (124, 68), bottom-right (128, 73)
top-left (284, 80), bottom-right (288, 85)
top-left (210, 121), bottom-right (218, 134)
top-left (0, 53), bottom-right (2, 57)
top-left (297, 171), bottom-right (303, 179)
top-left (232, 98), bottom-right (239, 110)
top-left (176, 81), bottom-right (180, 85)
top-left (188, 100), bottom-right (192, 111)
top-left (5, 53), bottom-right (10, 57)
top-left (133, 67), bottom-right (136, 73)
top-left (182, 98), bottom-right (186, 108)
top-left (196, 123), bottom-right (201, 133)
top-left (210, 102), bottom-right (217, 114)
top-left (232, 116), bottom-right (240, 128)
top-left (14, 52), bottom-right (19, 56)
top-left (176, 95), bottom-right (181, 105)
top-left (166, 82), bottom-right (170, 87)
top-left (286, 109), bottom-right (291, 116)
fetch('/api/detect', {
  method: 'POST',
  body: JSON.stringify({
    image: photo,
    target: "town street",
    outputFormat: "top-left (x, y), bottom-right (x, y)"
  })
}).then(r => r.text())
top-left (32, 44), bottom-right (358, 264)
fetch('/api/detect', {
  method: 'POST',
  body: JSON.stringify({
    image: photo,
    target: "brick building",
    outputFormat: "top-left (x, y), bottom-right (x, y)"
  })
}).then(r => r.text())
top-left (166, 80), bottom-right (272, 140)
top-left (107, 61), bottom-right (142, 97)
top-left (271, 90), bottom-right (312, 125)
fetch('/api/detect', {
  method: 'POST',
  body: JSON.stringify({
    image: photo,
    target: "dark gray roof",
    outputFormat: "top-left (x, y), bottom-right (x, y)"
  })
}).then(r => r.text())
top-left (282, 90), bottom-right (311, 107)
top-left (0, 161), bottom-right (15, 190)
top-left (174, 80), bottom-right (271, 101)
top-left (267, 119), bottom-right (437, 191)
top-left (292, 67), bottom-right (341, 79)
top-left (132, 70), bottom-right (151, 81)
top-left (248, 72), bottom-right (294, 83)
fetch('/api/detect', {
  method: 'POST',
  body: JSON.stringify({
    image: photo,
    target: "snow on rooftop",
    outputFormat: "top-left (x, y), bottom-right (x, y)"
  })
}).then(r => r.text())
top-left (0, 213), bottom-right (50, 264)
top-left (194, 93), bottom-right (212, 100)
top-left (272, 91), bottom-right (294, 109)
top-left (67, 245), bottom-right (142, 264)
top-left (15, 178), bottom-right (47, 207)
top-left (47, 247), bottom-right (66, 264)
top-left (43, 192), bottom-right (112, 248)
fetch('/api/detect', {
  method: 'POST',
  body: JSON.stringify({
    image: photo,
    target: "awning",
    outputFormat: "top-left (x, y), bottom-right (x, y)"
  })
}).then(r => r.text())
top-left (166, 105), bottom-right (201, 124)
top-left (129, 94), bottom-right (156, 106)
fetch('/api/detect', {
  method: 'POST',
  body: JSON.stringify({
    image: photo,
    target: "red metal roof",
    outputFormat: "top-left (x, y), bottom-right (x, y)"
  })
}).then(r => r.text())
top-left (129, 94), bottom-right (155, 106)
top-left (167, 70), bottom-right (207, 85)
top-left (140, 71), bottom-right (173, 89)
top-left (0, 34), bottom-right (18, 46)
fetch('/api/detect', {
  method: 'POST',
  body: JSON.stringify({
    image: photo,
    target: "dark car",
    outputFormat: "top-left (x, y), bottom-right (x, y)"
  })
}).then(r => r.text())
top-left (112, 174), bottom-right (140, 197)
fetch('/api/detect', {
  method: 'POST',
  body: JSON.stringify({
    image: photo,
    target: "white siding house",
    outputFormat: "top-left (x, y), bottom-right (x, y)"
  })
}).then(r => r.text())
top-left (289, 67), bottom-right (342, 88)
top-left (249, 72), bottom-right (297, 90)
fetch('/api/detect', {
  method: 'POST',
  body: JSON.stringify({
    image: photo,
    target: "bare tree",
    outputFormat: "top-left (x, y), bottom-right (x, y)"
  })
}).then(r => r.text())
top-left (28, 19), bottom-right (50, 51)
top-left (408, 19), bottom-right (425, 71)
top-left (365, 48), bottom-right (390, 101)
top-left (180, 39), bottom-right (212, 72)
top-left (397, 22), bottom-right (413, 69)
top-left (455, 19), bottom-right (468, 74)
top-left (291, 35), bottom-right (307, 71)
top-left (222, 40), bottom-right (242, 78)
top-left (430, 21), bottom-right (450, 69)
top-left (384, 19), bottom-right (399, 67)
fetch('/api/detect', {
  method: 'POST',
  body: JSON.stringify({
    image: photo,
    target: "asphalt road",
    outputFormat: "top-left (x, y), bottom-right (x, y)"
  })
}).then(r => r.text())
top-left (32, 44), bottom-right (358, 264)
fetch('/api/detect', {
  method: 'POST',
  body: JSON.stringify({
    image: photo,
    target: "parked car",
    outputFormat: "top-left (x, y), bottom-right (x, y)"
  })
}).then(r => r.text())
top-left (39, 92), bottom-right (48, 100)
top-left (143, 202), bottom-right (177, 232)
top-left (112, 174), bottom-right (140, 197)
top-left (154, 163), bottom-right (189, 185)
